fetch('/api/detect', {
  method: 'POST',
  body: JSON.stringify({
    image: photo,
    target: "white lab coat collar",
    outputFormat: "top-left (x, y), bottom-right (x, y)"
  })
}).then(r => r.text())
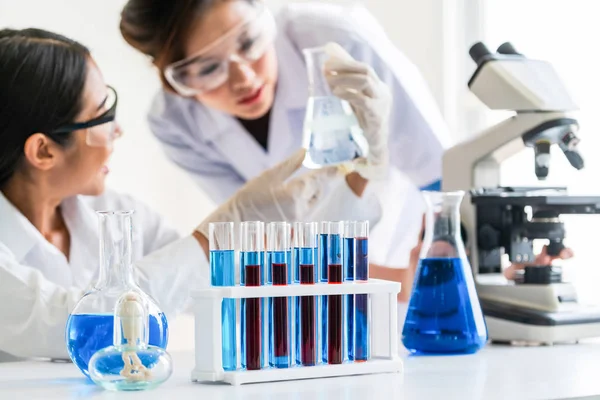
top-left (187, 33), bottom-right (309, 181)
top-left (0, 192), bottom-right (40, 262)
top-left (0, 193), bottom-right (98, 266)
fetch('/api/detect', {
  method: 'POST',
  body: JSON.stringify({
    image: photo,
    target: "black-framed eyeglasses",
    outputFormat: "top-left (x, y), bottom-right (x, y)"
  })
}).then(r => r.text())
top-left (50, 85), bottom-right (118, 135)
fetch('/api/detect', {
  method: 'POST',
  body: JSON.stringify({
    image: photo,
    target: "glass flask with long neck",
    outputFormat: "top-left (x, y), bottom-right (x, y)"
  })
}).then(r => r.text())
top-left (66, 211), bottom-right (168, 378)
top-left (402, 191), bottom-right (488, 354)
top-left (302, 45), bottom-right (369, 169)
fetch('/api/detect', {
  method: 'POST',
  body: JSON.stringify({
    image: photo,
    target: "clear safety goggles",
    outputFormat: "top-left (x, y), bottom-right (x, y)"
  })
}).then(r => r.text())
top-left (50, 86), bottom-right (120, 147)
top-left (164, 3), bottom-right (277, 97)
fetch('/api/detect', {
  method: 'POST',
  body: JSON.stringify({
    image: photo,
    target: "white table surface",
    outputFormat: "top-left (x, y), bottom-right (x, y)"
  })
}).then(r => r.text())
top-left (1, 340), bottom-right (599, 400)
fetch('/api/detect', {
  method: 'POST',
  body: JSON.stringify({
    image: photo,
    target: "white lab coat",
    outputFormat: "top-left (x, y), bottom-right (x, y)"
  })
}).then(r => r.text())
top-left (0, 190), bottom-right (208, 361)
top-left (148, 2), bottom-right (452, 267)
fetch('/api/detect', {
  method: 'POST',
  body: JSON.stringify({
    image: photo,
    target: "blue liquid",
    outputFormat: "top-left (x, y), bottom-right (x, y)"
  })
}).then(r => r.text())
top-left (241, 251), bottom-right (264, 369)
top-left (318, 233), bottom-right (328, 363)
top-left (210, 249), bottom-right (237, 371)
top-left (355, 237), bottom-right (369, 361)
top-left (268, 251), bottom-right (291, 368)
top-left (66, 313), bottom-right (168, 378)
top-left (304, 96), bottom-right (367, 168)
top-left (402, 258), bottom-right (488, 354)
top-left (343, 237), bottom-right (355, 361)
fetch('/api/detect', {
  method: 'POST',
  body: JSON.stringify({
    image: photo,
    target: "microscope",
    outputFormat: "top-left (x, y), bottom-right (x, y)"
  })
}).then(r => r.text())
top-left (443, 41), bottom-right (600, 344)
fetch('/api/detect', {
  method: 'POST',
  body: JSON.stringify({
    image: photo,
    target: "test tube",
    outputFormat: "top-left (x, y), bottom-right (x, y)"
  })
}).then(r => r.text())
top-left (240, 221), bottom-right (264, 370)
top-left (318, 221), bottom-right (330, 364)
top-left (267, 222), bottom-right (291, 368)
top-left (209, 222), bottom-right (237, 371)
top-left (292, 222), bottom-right (301, 365)
top-left (343, 221), bottom-right (356, 361)
top-left (297, 222), bottom-right (317, 366)
top-left (355, 221), bottom-right (370, 362)
top-left (328, 221), bottom-right (344, 365)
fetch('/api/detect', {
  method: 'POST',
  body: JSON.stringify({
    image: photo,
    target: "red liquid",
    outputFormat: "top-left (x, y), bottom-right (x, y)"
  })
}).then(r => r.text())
top-left (300, 264), bottom-right (316, 366)
top-left (272, 263), bottom-right (288, 358)
top-left (328, 263), bottom-right (343, 364)
top-left (245, 264), bottom-right (261, 370)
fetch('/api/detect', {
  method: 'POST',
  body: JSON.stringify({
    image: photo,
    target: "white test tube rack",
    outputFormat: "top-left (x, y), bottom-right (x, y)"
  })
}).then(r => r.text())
top-left (190, 279), bottom-right (402, 386)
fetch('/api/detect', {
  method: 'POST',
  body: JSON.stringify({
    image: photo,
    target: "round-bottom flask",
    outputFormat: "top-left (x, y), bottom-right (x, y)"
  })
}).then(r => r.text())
top-left (66, 211), bottom-right (168, 378)
top-left (89, 292), bottom-right (172, 391)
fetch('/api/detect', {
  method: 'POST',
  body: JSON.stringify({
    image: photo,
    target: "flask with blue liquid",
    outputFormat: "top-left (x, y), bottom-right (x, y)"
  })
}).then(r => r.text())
top-left (66, 211), bottom-right (168, 378)
top-left (402, 191), bottom-right (488, 354)
top-left (301, 45), bottom-right (369, 169)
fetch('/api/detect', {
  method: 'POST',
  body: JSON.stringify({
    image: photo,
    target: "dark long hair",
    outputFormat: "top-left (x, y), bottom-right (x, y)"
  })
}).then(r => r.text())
top-left (0, 28), bottom-right (90, 188)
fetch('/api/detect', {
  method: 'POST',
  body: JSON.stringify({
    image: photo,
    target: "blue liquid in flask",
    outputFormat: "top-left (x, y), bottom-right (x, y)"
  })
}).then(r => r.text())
top-left (402, 257), bottom-right (487, 354)
top-left (211, 249), bottom-right (237, 371)
top-left (303, 96), bottom-right (368, 168)
top-left (66, 313), bottom-right (168, 378)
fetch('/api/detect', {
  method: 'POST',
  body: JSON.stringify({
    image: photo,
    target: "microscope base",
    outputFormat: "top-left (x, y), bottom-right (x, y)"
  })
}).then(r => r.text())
top-left (481, 299), bottom-right (600, 345)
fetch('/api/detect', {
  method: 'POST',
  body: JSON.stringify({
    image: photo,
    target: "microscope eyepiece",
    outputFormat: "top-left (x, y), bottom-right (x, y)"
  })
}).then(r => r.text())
top-left (497, 42), bottom-right (522, 56)
top-left (469, 42), bottom-right (493, 65)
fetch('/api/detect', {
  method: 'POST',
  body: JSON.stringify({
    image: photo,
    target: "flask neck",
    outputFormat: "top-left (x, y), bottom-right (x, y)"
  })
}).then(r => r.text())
top-left (304, 47), bottom-right (333, 98)
top-left (95, 211), bottom-right (136, 290)
top-left (421, 192), bottom-right (466, 259)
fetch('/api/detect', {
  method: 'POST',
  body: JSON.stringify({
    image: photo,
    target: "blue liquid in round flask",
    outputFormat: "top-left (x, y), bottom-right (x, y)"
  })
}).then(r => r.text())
top-left (402, 191), bottom-right (488, 354)
top-left (66, 211), bottom-right (168, 378)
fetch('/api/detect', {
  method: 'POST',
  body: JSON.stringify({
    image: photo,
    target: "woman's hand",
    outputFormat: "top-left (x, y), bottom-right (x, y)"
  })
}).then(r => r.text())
top-left (504, 245), bottom-right (574, 280)
top-left (323, 42), bottom-right (392, 181)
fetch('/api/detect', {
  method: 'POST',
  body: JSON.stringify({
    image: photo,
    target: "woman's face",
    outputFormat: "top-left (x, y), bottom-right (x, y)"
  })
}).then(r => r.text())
top-left (183, 0), bottom-right (278, 120)
top-left (49, 60), bottom-right (121, 197)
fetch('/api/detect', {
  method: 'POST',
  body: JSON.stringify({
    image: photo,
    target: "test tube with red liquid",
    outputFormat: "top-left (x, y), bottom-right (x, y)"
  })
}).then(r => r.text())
top-left (328, 221), bottom-right (344, 365)
top-left (318, 221), bottom-right (330, 364)
top-left (297, 222), bottom-right (317, 366)
top-left (240, 221), bottom-right (264, 370)
top-left (267, 222), bottom-right (291, 368)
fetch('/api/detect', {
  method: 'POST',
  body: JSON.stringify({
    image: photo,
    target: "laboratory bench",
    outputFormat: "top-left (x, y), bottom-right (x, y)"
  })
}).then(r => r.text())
top-left (2, 310), bottom-right (600, 400)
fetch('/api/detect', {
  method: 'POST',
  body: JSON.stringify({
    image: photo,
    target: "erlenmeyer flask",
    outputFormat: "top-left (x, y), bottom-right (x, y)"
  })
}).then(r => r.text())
top-left (402, 191), bottom-right (488, 354)
top-left (66, 211), bottom-right (168, 378)
top-left (302, 45), bottom-right (369, 169)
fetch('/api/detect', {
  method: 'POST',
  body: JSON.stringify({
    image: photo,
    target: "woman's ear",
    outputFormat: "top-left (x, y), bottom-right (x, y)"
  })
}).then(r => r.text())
top-left (23, 133), bottom-right (60, 172)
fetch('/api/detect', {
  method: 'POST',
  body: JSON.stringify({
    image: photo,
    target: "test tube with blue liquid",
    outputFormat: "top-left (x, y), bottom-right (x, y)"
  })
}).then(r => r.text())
top-left (328, 221), bottom-right (344, 364)
top-left (240, 221), bottom-right (264, 370)
top-left (267, 222), bottom-right (291, 368)
top-left (343, 221), bottom-right (356, 361)
top-left (209, 222), bottom-right (237, 371)
top-left (355, 221), bottom-right (370, 361)
top-left (318, 221), bottom-right (330, 364)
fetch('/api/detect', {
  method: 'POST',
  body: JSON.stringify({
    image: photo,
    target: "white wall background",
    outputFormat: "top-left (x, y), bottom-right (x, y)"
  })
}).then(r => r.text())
top-left (0, 0), bottom-right (450, 236)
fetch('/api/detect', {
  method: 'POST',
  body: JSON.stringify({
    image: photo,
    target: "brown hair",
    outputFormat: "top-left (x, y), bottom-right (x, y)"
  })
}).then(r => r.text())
top-left (120, 0), bottom-right (254, 91)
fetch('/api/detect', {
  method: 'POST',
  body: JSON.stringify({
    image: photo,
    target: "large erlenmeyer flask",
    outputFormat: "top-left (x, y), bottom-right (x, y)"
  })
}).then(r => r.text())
top-left (402, 191), bottom-right (488, 354)
top-left (302, 45), bottom-right (369, 169)
top-left (65, 211), bottom-right (168, 378)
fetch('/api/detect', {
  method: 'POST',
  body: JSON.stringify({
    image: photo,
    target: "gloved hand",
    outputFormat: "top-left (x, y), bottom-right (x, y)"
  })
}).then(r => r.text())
top-left (323, 42), bottom-right (392, 180)
top-left (196, 149), bottom-right (341, 237)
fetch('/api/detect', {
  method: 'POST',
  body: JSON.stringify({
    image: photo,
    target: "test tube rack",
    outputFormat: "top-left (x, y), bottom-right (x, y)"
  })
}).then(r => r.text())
top-left (190, 279), bottom-right (402, 386)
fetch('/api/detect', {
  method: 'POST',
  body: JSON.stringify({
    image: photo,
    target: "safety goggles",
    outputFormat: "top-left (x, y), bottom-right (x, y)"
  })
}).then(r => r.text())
top-left (164, 3), bottom-right (277, 97)
top-left (50, 86), bottom-right (119, 147)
